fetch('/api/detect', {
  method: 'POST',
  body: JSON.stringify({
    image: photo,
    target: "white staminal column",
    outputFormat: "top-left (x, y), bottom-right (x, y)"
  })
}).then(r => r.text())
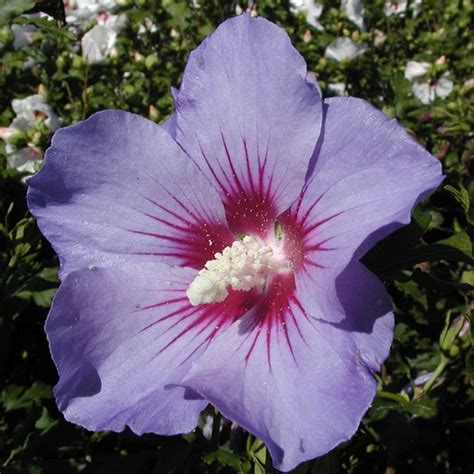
top-left (187, 235), bottom-right (291, 306)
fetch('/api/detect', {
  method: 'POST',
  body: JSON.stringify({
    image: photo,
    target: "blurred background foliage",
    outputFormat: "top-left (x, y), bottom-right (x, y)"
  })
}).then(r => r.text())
top-left (0, 0), bottom-right (473, 473)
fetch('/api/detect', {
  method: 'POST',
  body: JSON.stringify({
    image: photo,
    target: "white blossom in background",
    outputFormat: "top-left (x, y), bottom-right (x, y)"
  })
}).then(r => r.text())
top-left (290, 0), bottom-right (324, 31)
top-left (138, 17), bottom-right (157, 35)
top-left (2, 95), bottom-right (59, 177)
top-left (235, 0), bottom-right (258, 16)
top-left (201, 414), bottom-right (227, 440)
top-left (10, 12), bottom-right (53, 50)
top-left (81, 12), bottom-right (126, 64)
top-left (66, 0), bottom-right (126, 64)
top-left (463, 78), bottom-right (474, 91)
top-left (384, 0), bottom-right (422, 17)
top-left (341, 0), bottom-right (365, 30)
top-left (325, 37), bottom-right (368, 62)
top-left (412, 0), bottom-right (423, 17)
top-left (432, 78), bottom-right (451, 101)
top-left (328, 82), bottom-right (348, 96)
top-left (404, 60), bottom-right (454, 104)
top-left (248, 0), bottom-right (258, 17)
top-left (65, 0), bottom-right (117, 26)
top-left (404, 60), bottom-right (430, 81)
top-left (201, 415), bottom-right (213, 440)
top-left (81, 24), bottom-right (117, 63)
top-left (0, 128), bottom-right (17, 141)
top-left (97, 11), bottom-right (127, 31)
top-left (11, 95), bottom-right (60, 131)
top-left (373, 29), bottom-right (387, 46)
top-left (384, 0), bottom-right (407, 16)
top-left (412, 73), bottom-right (454, 104)
top-left (11, 24), bottom-right (36, 49)
top-left (6, 146), bottom-right (43, 175)
top-left (303, 29), bottom-right (312, 43)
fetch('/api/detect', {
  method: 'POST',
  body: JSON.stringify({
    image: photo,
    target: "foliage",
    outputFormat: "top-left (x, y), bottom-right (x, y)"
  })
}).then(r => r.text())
top-left (0, 0), bottom-right (473, 473)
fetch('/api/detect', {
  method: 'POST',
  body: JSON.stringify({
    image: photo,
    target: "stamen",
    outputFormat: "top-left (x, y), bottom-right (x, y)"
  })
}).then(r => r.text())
top-left (187, 235), bottom-right (291, 306)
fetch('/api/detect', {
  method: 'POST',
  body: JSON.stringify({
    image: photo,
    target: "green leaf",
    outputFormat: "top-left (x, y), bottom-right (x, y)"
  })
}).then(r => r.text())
top-left (14, 16), bottom-right (76, 40)
top-left (13, 266), bottom-right (59, 307)
top-left (368, 397), bottom-right (401, 422)
top-left (466, 350), bottom-right (474, 386)
top-left (202, 447), bottom-right (250, 473)
top-left (415, 231), bottom-right (473, 263)
top-left (391, 73), bottom-right (412, 118)
top-left (445, 184), bottom-right (470, 214)
top-left (405, 397), bottom-right (438, 418)
top-left (470, 311), bottom-right (474, 346)
top-left (1, 385), bottom-right (24, 411)
top-left (309, 450), bottom-right (340, 474)
top-left (371, 391), bottom-right (437, 419)
top-left (468, 181), bottom-right (474, 225)
top-left (0, 0), bottom-right (34, 25)
top-left (35, 407), bottom-right (58, 434)
top-left (363, 208), bottom-right (433, 278)
top-left (201, 449), bottom-right (237, 466)
top-left (461, 269), bottom-right (474, 287)
top-left (246, 436), bottom-right (266, 474)
top-left (412, 269), bottom-right (474, 293)
top-left (445, 183), bottom-right (474, 225)
top-left (4, 432), bottom-right (33, 465)
top-left (145, 53), bottom-right (159, 70)
top-left (365, 229), bottom-right (473, 280)
top-left (2, 382), bottom-right (52, 412)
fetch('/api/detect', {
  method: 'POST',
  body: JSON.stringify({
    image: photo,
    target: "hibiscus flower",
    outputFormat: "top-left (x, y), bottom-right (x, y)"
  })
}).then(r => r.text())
top-left (27, 14), bottom-right (443, 471)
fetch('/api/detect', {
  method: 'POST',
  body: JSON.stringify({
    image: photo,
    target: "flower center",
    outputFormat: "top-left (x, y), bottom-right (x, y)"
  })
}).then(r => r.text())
top-left (186, 235), bottom-right (291, 306)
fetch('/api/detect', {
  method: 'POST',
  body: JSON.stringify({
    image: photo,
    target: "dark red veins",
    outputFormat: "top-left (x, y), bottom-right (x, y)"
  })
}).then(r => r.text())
top-left (278, 189), bottom-right (341, 271)
top-left (198, 134), bottom-right (278, 238)
top-left (139, 287), bottom-right (259, 362)
top-left (239, 273), bottom-right (310, 370)
top-left (128, 195), bottom-right (234, 270)
top-left (133, 171), bottom-right (342, 372)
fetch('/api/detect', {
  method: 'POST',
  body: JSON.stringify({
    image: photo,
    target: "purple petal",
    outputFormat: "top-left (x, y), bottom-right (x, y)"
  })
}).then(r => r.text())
top-left (47, 263), bottom-right (255, 434)
top-left (161, 112), bottom-right (176, 138)
top-left (174, 14), bottom-right (322, 237)
top-left (161, 89), bottom-right (179, 138)
top-left (181, 271), bottom-right (393, 471)
top-left (27, 110), bottom-right (234, 279)
top-left (281, 97), bottom-right (443, 322)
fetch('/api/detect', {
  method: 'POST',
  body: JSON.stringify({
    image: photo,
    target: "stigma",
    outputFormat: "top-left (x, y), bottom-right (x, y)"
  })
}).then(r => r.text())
top-left (187, 235), bottom-right (291, 306)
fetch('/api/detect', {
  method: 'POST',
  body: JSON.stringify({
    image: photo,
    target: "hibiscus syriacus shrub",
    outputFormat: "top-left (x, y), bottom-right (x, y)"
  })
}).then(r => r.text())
top-left (1, 1), bottom-right (472, 473)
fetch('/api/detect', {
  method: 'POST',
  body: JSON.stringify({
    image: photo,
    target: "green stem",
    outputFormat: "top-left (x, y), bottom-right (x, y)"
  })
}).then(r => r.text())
top-left (81, 65), bottom-right (90, 120)
top-left (376, 390), bottom-right (409, 405)
top-left (421, 353), bottom-right (449, 395)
